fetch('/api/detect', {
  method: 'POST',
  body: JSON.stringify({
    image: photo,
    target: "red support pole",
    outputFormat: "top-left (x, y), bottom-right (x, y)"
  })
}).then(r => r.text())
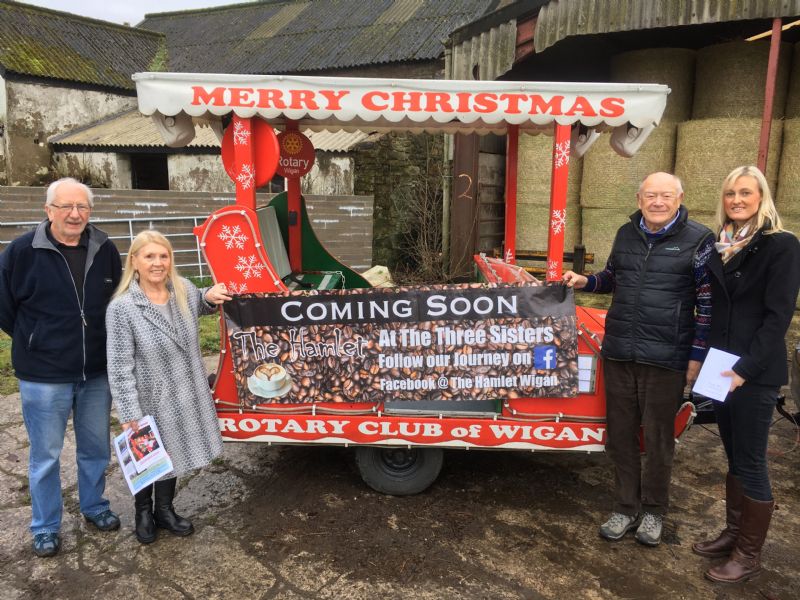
top-left (758, 17), bottom-right (782, 173)
top-left (546, 124), bottom-right (571, 282)
top-left (232, 115), bottom-right (255, 210)
top-left (285, 119), bottom-right (303, 272)
top-left (504, 125), bottom-right (519, 264)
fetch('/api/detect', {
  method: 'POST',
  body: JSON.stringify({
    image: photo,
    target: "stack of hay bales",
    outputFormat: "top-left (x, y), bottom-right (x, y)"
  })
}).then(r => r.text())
top-left (675, 120), bottom-right (783, 231)
top-left (676, 40), bottom-right (790, 231)
top-left (581, 48), bottom-right (695, 271)
top-left (516, 132), bottom-right (582, 255)
top-left (692, 40), bottom-right (791, 120)
top-left (777, 41), bottom-right (800, 237)
top-left (777, 42), bottom-right (800, 308)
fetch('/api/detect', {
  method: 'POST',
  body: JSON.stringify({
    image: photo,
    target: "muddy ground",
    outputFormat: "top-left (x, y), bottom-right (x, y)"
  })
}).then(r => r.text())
top-left (1, 387), bottom-right (798, 599)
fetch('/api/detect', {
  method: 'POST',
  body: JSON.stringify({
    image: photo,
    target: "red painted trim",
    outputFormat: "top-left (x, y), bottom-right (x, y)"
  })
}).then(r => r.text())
top-left (758, 17), bottom-right (782, 172)
top-left (515, 16), bottom-right (536, 63)
top-left (504, 125), bottom-right (519, 264)
top-left (546, 124), bottom-right (571, 282)
top-left (232, 116), bottom-right (255, 210)
top-left (285, 119), bottom-right (303, 272)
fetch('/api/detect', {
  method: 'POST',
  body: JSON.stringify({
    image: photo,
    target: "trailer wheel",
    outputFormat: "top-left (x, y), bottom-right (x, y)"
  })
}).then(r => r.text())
top-left (355, 447), bottom-right (444, 496)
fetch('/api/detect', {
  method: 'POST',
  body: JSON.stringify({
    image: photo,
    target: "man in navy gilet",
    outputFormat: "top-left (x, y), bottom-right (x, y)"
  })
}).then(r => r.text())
top-left (563, 172), bottom-right (713, 546)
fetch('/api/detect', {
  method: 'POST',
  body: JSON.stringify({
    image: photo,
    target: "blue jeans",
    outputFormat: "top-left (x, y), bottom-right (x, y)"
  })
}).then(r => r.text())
top-left (20, 375), bottom-right (112, 534)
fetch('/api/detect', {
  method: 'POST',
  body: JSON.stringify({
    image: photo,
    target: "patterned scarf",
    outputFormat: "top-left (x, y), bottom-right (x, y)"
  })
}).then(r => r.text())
top-left (715, 219), bottom-right (758, 264)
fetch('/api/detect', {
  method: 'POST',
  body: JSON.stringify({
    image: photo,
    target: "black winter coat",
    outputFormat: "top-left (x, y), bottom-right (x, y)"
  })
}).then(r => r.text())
top-left (707, 228), bottom-right (800, 387)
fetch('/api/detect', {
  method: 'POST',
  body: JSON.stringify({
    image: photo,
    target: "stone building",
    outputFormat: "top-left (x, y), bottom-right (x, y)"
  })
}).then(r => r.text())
top-left (0, 0), bottom-right (163, 186)
top-left (1, 0), bottom-right (513, 271)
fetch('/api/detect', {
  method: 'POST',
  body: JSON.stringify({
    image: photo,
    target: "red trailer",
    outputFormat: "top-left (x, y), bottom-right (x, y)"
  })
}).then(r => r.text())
top-left (133, 73), bottom-right (695, 494)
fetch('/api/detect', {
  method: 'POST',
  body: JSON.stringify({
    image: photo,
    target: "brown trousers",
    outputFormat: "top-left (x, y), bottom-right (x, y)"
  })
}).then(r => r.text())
top-left (603, 359), bottom-right (685, 516)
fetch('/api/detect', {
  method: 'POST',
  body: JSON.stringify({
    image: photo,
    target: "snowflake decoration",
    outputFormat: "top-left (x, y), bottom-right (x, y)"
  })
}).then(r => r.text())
top-left (550, 209), bottom-right (566, 235)
top-left (504, 248), bottom-right (514, 264)
top-left (218, 225), bottom-right (249, 250)
top-left (236, 164), bottom-right (255, 190)
top-left (227, 281), bottom-right (248, 294)
top-left (235, 255), bottom-right (264, 279)
top-left (554, 140), bottom-right (571, 169)
top-left (233, 120), bottom-right (251, 146)
top-left (547, 260), bottom-right (560, 280)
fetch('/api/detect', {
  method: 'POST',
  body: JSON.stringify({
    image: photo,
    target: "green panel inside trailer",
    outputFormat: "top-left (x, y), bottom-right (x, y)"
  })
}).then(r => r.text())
top-left (268, 192), bottom-right (371, 289)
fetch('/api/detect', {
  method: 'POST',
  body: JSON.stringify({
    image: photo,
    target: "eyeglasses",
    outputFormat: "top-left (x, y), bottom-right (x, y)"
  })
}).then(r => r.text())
top-left (641, 192), bottom-right (677, 201)
top-left (49, 203), bottom-right (91, 213)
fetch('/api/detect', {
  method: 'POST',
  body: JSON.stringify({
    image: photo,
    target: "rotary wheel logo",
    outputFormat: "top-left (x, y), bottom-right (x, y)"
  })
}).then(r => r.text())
top-left (282, 133), bottom-right (304, 155)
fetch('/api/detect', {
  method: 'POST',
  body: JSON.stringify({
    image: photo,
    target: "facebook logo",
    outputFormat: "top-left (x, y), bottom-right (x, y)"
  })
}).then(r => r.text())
top-left (533, 346), bottom-right (557, 370)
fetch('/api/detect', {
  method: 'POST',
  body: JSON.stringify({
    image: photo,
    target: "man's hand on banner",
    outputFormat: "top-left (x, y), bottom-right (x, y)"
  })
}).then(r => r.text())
top-left (562, 270), bottom-right (588, 289)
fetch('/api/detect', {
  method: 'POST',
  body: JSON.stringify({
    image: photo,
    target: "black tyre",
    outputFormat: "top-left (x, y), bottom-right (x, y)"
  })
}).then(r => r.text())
top-left (354, 447), bottom-right (444, 496)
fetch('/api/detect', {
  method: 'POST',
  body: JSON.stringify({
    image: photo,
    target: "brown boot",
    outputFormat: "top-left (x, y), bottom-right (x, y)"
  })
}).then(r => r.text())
top-left (693, 473), bottom-right (743, 558)
top-left (705, 496), bottom-right (774, 584)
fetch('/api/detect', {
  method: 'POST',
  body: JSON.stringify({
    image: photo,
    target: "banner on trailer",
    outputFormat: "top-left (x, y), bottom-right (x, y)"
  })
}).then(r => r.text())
top-left (223, 283), bottom-right (578, 405)
top-left (218, 413), bottom-right (605, 450)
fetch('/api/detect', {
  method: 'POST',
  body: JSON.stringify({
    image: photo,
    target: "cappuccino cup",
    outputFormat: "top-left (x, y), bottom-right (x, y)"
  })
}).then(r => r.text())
top-left (251, 363), bottom-right (287, 393)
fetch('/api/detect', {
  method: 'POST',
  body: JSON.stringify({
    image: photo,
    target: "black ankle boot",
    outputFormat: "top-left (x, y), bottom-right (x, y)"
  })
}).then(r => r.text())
top-left (153, 477), bottom-right (194, 537)
top-left (134, 485), bottom-right (156, 544)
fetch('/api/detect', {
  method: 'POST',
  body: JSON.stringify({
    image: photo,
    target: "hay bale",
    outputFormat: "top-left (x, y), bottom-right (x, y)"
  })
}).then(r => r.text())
top-left (580, 122), bottom-right (677, 209)
top-left (776, 119), bottom-right (800, 216)
top-left (516, 200), bottom-right (581, 251)
top-left (517, 133), bottom-right (583, 205)
top-left (612, 48), bottom-right (695, 121)
top-left (693, 40), bottom-right (791, 119)
top-left (784, 42), bottom-right (800, 118)
top-left (516, 132), bottom-right (583, 251)
top-left (581, 207), bottom-right (631, 274)
top-left (674, 118), bottom-right (783, 215)
top-left (688, 210), bottom-right (717, 234)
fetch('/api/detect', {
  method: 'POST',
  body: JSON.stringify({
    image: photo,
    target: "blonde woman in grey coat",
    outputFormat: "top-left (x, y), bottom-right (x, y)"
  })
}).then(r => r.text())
top-left (106, 230), bottom-right (230, 544)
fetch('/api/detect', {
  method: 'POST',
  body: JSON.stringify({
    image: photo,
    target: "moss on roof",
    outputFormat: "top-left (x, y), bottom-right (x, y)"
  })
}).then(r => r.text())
top-left (0, 0), bottom-right (165, 89)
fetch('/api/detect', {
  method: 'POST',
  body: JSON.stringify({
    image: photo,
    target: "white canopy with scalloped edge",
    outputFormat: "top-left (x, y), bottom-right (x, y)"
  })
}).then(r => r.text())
top-left (133, 72), bottom-right (669, 138)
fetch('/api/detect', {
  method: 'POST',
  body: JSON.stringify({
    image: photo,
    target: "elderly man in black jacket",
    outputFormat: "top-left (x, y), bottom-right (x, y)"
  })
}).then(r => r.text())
top-left (563, 172), bottom-right (714, 546)
top-left (0, 178), bottom-right (122, 557)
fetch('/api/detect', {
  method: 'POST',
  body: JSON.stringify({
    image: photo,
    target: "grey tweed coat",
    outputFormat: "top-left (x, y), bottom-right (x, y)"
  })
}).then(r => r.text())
top-left (106, 278), bottom-right (223, 477)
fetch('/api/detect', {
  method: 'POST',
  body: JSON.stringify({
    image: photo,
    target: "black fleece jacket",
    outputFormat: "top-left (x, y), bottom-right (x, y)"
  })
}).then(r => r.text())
top-left (0, 221), bottom-right (121, 382)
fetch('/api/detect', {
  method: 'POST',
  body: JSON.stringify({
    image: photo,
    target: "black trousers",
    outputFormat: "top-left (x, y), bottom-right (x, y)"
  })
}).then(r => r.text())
top-left (603, 359), bottom-right (686, 516)
top-left (713, 383), bottom-right (777, 501)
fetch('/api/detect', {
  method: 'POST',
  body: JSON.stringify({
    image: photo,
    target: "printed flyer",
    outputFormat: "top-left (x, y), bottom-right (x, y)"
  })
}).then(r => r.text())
top-left (223, 282), bottom-right (579, 405)
top-left (114, 416), bottom-right (173, 495)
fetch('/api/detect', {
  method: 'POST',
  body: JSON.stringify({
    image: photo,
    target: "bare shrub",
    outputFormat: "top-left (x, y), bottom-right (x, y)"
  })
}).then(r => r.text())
top-left (390, 144), bottom-right (445, 285)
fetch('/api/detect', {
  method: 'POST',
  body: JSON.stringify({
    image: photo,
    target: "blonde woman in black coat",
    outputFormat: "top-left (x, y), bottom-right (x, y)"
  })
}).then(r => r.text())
top-left (692, 166), bottom-right (800, 583)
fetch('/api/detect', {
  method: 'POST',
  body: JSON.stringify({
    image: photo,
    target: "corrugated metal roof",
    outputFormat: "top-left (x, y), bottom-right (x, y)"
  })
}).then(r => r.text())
top-left (535, 0), bottom-right (800, 53)
top-left (305, 129), bottom-right (380, 151)
top-left (49, 108), bottom-right (376, 152)
top-left (0, 0), bottom-right (165, 89)
top-left (448, 19), bottom-right (517, 80)
top-left (48, 109), bottom-right (221, 148)
top-left (139, 0), bottom-right (499, 73)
